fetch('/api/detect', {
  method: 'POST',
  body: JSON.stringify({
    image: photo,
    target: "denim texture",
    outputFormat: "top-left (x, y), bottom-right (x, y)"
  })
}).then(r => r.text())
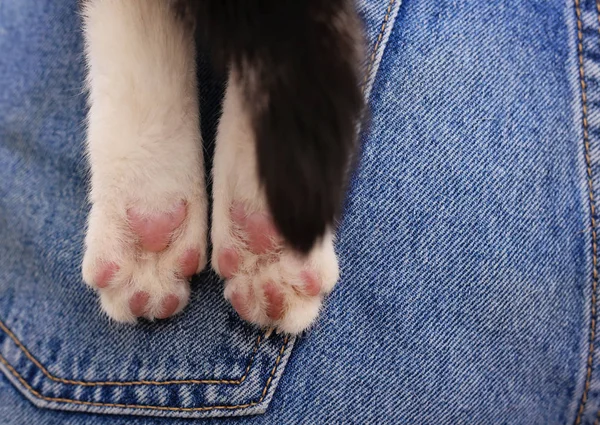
top-left (0, 0), bottom-right (401, 421)
top-left (0, 0), bottom-right (597, 423)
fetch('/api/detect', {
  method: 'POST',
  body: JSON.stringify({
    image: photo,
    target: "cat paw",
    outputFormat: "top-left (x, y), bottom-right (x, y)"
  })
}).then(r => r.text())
top-left (210, 73), bottom-right (340, 333)
top-left (83, 192), bottom-right (207, 322)
top-left (213, 203), bottom-right (339, 334)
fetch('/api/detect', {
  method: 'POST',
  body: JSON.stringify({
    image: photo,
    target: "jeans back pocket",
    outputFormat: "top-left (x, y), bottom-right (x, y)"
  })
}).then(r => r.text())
top-left (0, 0), bottom-right (400, 418)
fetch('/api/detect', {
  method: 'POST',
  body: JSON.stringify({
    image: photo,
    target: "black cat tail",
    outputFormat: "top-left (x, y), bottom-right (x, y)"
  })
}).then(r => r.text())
top-left (194, 0), bottom-right (366, 253)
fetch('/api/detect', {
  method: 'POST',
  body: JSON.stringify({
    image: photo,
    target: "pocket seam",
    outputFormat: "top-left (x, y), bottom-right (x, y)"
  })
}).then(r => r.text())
top-left (0, 318), bottom-right (263, 386)
top-left (362, 0), bottom-right (396, 92)
top-left (0, 336), bottom-right (289, 412)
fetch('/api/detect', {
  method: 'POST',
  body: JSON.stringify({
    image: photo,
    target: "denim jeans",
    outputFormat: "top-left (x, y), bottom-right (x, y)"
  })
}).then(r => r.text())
top-left (0, 0), bottom-right (598, 423)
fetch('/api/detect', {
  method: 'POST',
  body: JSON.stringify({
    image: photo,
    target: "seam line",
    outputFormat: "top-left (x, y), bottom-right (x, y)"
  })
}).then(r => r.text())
top-left (362, 0), bottom-right (396, 92)
top-left (0, 337), bottom-right (288, 412)
top-left (0, 318), bottom-right (261, 386)
top-left (574, 0), bottom-right (599, 423)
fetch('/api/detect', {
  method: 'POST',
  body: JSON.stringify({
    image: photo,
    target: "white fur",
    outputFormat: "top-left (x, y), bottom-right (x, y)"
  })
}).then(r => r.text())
top-left (81, 0), bottom-right (207, 321)
top-left (212, 74), bottom-right (340, 334)
top-left (81, 0), bottom-right (340, 333)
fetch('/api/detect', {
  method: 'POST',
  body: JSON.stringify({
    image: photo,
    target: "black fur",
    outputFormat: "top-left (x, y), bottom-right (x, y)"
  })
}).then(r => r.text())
top-left (192, 0), bottom-right (365, 253)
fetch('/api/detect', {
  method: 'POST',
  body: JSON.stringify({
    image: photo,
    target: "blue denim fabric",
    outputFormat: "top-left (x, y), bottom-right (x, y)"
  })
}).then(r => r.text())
top-left (0, 0), bottom-right (401, 421)
top-left (0, 0), bottom-right (597, 423)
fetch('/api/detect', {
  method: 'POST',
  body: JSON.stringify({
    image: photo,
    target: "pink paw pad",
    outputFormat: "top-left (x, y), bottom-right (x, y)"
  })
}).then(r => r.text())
top-left (264, 282), bottom-right (285, 320)
top-left (245, 214), bottom-right (279, 254)
top-left (128, 201), bottom-right (186, 252)
top-left (230, 291), bottom-right (252, 322)
top-left (231, 203), bottom-right (279, 254)
top-left (129, 291), bottom-right (150, 317)
top-left (179, 249), bottom-right (200, 278)
top-left (300, 270), bottom-right (321, 297)
top-left (218, 248), bottom-right (240, 279)
top-left (156, 294), bottom-right (180, 319)
top-left (95, 263), bottom-right (119, 288)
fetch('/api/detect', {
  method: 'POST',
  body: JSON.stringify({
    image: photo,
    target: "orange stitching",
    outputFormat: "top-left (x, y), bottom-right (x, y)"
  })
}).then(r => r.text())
top-left (362, 0), bottom-right (396, 91)
top-left (0, 336), bottom-right (288, 412)
top-left (592, 1), bottom-right (600, 422)
top-left (575, 0), bottom-right (600, 423)
top-left (0, 318), bottom-right (262, 386)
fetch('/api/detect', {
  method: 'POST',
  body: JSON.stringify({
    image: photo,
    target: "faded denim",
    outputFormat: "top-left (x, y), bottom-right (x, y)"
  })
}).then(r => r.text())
top-left (1, 0), bottom-right (599, 424)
